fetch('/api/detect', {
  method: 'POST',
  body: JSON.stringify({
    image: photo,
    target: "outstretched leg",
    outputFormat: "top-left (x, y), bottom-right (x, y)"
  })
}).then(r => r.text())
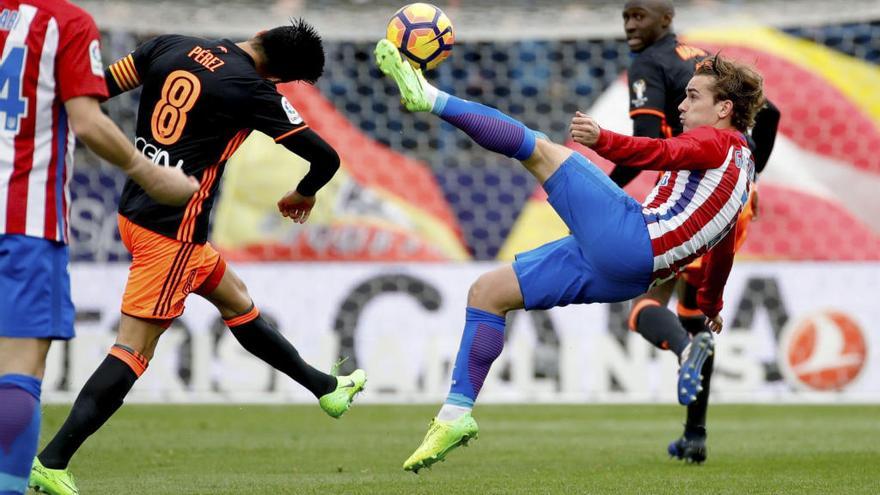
top-left (201, 264), bottom-right (365, 418)
top-left (403, 265), bottom-right (523, 473)
top-left (375, 38), bottom-right (568, 183)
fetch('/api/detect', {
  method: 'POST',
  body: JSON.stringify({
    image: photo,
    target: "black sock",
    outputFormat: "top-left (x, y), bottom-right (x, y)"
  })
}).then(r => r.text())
top-left (39, 347), bottom-right (142, 469)
top-left (635, 305), bottom-right (691, 356)
top-left (227, 311), bottom-right (337, 398)
top-left (679, 315), bottom-right (710, 336)
top-left (685, 351), bottom-right (714, 436)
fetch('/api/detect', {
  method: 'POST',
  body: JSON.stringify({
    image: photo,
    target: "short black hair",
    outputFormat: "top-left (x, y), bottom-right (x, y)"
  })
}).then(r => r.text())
top-left (257, 18), bottom-right (325, 84)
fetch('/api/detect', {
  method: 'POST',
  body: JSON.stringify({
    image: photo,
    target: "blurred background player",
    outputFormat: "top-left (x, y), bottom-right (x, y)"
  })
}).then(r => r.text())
top-left (29, 20), bottom-right (366, 495)
top-left (600, 0), bottom-right (781, 463)
top-left (376, 37), bottom-right (763, 472)
top-left (0, 1), bottom-right (198, 494)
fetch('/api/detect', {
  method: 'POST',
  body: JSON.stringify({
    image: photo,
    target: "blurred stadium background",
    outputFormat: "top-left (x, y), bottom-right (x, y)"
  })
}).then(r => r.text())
top-left (46, 0), bottom-right (879, 407)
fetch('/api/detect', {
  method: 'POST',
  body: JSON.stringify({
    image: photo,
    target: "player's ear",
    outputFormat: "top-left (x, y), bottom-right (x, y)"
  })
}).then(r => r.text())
top-left (716, 100), bottom-right (733, 120)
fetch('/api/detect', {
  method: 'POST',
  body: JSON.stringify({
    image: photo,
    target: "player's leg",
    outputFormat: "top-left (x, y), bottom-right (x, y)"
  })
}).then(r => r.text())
top-left (377, 38), bottom-right (658, 278)
top-left (0, 339), bottom-right (49, 495)
top-left (403, 264), bottom-right (523, 473)
top-left (197, 260), bottom-right (365, 418)
top-left (376, 39), bottom-right (566, 183)
top-left (36, 315), bottom-right (160, 476)
top-left (626, 280), bottom-right (690, 355)
top-left (0, 234), bottom-right (75, 495)
top-left (668, 277), bottom-right (714, 463)
top-left (34, 215), bottom-right (177, 491)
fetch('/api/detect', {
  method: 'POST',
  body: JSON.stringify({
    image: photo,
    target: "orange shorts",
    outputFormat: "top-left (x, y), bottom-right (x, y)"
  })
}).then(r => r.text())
top-left (118, 214), bottom-right (226, 321)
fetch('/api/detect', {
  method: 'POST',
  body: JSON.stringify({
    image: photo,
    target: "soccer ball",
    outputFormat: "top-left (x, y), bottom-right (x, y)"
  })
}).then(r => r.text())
top-left (386, 3), bottom-right (455, 71)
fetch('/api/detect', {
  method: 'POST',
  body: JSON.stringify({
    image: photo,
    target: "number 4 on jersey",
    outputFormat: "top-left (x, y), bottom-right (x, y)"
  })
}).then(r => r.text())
top-left (0, 46), bottom-right (28, 133)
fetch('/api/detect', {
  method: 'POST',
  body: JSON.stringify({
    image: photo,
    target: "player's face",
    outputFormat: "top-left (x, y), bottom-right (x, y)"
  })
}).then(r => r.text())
top-left (622, 2), bottom-right (668, 52)
top-left (678, 75), bottom-right (731, 131)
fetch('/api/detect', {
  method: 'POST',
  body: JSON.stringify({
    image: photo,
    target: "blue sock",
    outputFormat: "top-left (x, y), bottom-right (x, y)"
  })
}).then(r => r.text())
top-left (0, 374), bottom-right (41, 495)
top-left (445, 307), bottom-right (506, 408)
top-left (432, 92), bottom-right (537, 160)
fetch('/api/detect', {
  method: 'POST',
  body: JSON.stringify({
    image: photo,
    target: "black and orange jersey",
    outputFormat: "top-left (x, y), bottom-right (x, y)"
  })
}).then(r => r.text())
top-left (627, 33), bottom-right (706, 138)
top-left (106, 35), bottom-right (311, 243)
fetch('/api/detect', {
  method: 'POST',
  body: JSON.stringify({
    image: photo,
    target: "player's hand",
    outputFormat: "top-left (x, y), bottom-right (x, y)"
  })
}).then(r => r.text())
top-left (277, 190), bottom-right (315, 224)
top-left (130, 160), bottom-right (199, 206)
top-left (569, 111), bottom-right (601, 147)
top-left (706, 314), bottom-right (724, 334)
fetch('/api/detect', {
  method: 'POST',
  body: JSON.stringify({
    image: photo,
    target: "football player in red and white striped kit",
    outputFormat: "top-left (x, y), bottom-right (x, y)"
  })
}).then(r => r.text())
top-left (0, 1), bottom-right (196, 493)
top-left (376, 39), bottom-right (764, 470)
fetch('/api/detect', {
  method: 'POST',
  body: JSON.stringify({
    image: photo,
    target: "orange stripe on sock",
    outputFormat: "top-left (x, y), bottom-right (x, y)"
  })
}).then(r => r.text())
top-left (225, 306), bottom-right (260, 328)
top-left (677, 302), bottom-right (704, 319)
top-left (109, 346), bottom-right (149, 377)
top-left (628, 298), bottom-right (662, 332)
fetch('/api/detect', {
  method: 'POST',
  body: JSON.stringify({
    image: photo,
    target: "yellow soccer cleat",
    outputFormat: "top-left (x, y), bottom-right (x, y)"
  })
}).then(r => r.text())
top-left (403, 413), bottom-right (479, 473)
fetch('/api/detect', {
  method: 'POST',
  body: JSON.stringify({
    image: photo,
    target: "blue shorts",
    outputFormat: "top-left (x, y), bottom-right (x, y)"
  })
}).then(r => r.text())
top-left (513, 153), bottom-right (654, 310)
top-left (0, 234), bottom-right (74, 339)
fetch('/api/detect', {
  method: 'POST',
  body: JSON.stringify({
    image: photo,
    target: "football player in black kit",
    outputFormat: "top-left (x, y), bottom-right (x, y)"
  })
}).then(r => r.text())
top-left (611, 0), bottom-right (780, 464)
top-left (31, 20), bottom-right (367, 494)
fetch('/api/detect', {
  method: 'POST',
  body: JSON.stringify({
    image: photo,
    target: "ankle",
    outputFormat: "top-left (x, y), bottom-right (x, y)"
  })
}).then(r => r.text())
top-left (684, 425), bottom-right (706, 440)
top-left (437, 403), bottom-right (471, 421)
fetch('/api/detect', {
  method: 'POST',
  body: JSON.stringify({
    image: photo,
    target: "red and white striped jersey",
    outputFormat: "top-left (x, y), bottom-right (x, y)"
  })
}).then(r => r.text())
top-left (0, 0), bottom-right (108, 243)
top-left (594, 125), bottom-right (754, 299)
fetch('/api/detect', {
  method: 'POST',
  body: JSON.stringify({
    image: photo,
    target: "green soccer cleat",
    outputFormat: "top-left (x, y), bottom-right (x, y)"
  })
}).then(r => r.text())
top-left (374, 38), bottom-right (433, 112)
top-left (319, 368), bottom-right (367, 418)
top-left (29, 458), bottom-right (79, 495)
top-left (403, 413), bottom-right (479, 473)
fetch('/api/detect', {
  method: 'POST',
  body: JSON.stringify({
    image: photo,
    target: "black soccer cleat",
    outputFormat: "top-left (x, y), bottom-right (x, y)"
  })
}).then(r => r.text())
top-left (667, 434), bottom-right (707, 464)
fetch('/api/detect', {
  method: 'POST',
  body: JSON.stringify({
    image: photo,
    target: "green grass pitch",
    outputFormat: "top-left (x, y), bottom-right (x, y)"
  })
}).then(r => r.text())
top-left (36, 404), bottom-right (879, 494)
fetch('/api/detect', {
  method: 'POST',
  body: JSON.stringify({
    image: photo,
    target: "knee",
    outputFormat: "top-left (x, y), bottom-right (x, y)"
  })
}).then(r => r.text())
top-left (212, 272), bottom-right (253, 317)
top-left (467, 273), bottom-right (497, 312)
top-left (467, 272), bottom-right (517, 315)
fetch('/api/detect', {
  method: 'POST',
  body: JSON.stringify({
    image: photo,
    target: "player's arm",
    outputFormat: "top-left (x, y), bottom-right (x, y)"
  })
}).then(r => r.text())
top-left (277, 129), bottom-right (340, 197)
top-left (695, 221), bottom-right (738, 329)
top-left (246, 85), bottom-right (340, 223)
top-left (608, 114), bottom-right (664, 187)
top-left (750, 98), bottom-right (780, 176)
top-left (607, 60), bottom-right (669, 187)
top-left (572, 115), bottom-right (728, 171)
top-left (274, 128), bottom-right (341, 223)
top-left (65, 97), bottom-right (198, 206)
top-left (104, 55), bottom-right (142, 97)
top-left (104, 36), bottom-right (177, 97)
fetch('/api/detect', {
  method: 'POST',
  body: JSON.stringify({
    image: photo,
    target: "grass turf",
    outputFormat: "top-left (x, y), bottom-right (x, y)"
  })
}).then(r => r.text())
top-left (36, 404), bottom-right (879, 494)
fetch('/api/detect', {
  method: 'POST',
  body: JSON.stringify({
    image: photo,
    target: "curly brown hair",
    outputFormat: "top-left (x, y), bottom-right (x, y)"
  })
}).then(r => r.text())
top-left (694, 54), bottom-right (765, 132)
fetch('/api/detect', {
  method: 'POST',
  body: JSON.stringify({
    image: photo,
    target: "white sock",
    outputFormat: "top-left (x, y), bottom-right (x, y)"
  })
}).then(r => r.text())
top-left (437, 404), bottom-right (471, 421)
top-left (422, 81), bottom-right (439, 111)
